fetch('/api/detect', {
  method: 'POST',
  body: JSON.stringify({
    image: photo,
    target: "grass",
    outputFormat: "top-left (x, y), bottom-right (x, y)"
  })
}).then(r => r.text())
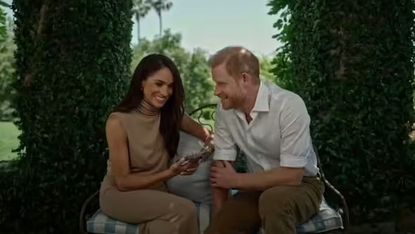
top-left (0, 121), bottom-right (19, 161)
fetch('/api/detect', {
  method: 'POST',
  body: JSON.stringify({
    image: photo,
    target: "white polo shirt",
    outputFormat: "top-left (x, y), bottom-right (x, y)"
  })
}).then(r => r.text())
top-left (213, 81), bottom-right (319, 176)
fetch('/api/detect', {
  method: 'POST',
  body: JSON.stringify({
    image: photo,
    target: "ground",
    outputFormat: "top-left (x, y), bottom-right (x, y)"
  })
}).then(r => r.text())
top-left (0, 121), bottom-right (19, 161)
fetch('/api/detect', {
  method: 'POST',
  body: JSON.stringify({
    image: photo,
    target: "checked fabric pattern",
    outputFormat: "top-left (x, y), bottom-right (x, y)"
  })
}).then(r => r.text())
top-left (86, 199), bottom-right (343, 234)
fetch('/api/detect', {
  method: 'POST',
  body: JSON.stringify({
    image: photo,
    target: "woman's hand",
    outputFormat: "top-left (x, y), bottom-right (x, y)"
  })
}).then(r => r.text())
top-left (169, 158), bottom-right (199, 176)
top-left (203, 129), bottom-right (214, 148)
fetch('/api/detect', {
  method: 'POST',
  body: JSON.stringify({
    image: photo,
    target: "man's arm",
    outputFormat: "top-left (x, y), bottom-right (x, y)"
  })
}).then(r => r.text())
top-left (211, 161), bottom-right (230, 216)
top-left (235, 167), bottom-right (304, 190)
top-left (210, 105), bottom-right (237, 216)
top-left (211, 161), bottom-right (304, 191)
top-left (233, 94), bottom-right (313, 190)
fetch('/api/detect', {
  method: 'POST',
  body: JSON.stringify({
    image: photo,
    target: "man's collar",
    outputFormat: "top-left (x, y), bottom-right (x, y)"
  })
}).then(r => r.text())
top-left (252, 81), bottom-right (270, 113)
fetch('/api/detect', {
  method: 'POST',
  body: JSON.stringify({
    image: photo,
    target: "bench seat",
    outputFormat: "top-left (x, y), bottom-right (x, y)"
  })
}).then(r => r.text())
top-left (86, 199), bottom-right (343, 234)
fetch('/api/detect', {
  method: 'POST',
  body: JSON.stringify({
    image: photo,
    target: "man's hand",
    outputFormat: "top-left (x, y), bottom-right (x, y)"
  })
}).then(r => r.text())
top-left (210, 161), bottom-right (239, 189)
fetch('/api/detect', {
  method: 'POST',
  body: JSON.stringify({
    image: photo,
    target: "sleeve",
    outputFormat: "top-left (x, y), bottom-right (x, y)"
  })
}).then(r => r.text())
top-left (279, 95), bottom-right (314, 168)
top-left (212, 104), bottom-right (237, 161)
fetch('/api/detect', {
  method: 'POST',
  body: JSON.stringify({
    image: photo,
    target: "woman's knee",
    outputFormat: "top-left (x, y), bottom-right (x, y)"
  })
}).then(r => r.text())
top-left (175, 198), bottom-right (197, 220)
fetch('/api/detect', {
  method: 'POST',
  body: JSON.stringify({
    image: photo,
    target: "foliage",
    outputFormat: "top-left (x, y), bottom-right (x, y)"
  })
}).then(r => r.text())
top-left (0, 160), bottom-right (19, 232)
top-left (0, 0), bottom-right (132, 233)
top-left (0, 7), bottom-right (6, 42)
top-left (148, 0), bottom-right (172, 36)
top-left (269, 0), bottom-right (415, 223)
top-left (132, 30), bottom-right (188, 71)
top-left (131, 0), bottom-right (174, 43)
top-left (132, 0), bottom-right (150, 44)
top-left (267, 2), bottom-right (296, 90)
top-left (0, 0), bottom-right (11, 9)
top-left (259, 55), bottom-right (276, 82)
top-left (0, 16), bottom-right (16, 121)
top-left (132, 30), bottom-right (215, 112)
top-left (183, 49), bottom-right (214, 112)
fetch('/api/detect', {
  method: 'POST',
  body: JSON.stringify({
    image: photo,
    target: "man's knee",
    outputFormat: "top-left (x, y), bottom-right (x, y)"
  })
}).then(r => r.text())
top-left (206, 194), bottom-right (261, 234)
top-left (143, 220), bottom-right (176, 234)
top-left (259, 186), bottom-right (296, 218)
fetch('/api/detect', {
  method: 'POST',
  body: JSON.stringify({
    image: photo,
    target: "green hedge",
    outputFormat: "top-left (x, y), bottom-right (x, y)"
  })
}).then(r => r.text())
top-left (0, 1), bottom-right (132, 233)
top-left (269, 0), bottom-right (415, 223)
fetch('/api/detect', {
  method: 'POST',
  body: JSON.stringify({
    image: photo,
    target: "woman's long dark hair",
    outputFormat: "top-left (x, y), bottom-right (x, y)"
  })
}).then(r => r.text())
top-left (115, 54), bottom-right (185, 158)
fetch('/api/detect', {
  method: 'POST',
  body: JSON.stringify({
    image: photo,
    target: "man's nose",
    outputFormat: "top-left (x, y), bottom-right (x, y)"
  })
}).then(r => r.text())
top-left (214, 86), bottom-right (220, 96)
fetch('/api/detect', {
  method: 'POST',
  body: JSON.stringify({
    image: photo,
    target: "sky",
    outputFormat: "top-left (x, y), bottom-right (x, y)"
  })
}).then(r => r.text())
top-left (134, 0), bottom-right (281, 56)
top-left (3, 0), bottom-right (281, 56)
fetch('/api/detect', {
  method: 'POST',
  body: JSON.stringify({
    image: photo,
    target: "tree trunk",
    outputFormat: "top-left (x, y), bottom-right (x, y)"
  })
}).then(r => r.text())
top-left (158, 11), bottom-right (162, 36)
top-left (135, 12), bottom-right (140, 44)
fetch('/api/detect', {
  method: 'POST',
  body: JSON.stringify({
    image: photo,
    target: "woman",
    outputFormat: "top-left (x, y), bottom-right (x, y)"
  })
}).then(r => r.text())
top-left (100, 54), bottom-right (211, 234)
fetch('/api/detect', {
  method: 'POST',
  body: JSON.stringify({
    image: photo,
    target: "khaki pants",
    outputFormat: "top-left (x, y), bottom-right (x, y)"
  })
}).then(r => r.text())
top-left (100, 185), bottom-right (198, 234)
top-left (205, 177), bottom-right (324, 234)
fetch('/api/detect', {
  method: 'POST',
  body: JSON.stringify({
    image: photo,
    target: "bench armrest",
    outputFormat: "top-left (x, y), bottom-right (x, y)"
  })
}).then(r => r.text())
top-left (79, 189), bottom-right (99, 234)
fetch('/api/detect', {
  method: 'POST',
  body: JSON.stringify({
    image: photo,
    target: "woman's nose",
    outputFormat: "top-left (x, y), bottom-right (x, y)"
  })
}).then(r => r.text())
top-left (160, 86), bottom-right (170, 96)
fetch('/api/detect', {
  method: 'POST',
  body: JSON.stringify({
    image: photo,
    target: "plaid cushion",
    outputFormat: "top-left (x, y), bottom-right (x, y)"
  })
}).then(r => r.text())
top-left (296, 199), bottom-right (344, 233)
top-left (87, 200), bottom-right (342, 234)
top-left (86, 202), bottom-right (211, 234)
top-left (86, 212), bottom-right (139, 234)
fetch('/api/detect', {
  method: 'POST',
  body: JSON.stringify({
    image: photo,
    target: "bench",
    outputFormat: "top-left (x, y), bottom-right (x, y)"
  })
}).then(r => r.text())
top-left (80, 103), bottom-right (349, 234)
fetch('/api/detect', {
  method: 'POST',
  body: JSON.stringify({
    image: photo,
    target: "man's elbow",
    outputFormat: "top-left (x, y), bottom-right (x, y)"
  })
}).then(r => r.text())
top-left (287, 177), bottom-right (302, 186)
top-left (284, 168), bottom-right (305, 186)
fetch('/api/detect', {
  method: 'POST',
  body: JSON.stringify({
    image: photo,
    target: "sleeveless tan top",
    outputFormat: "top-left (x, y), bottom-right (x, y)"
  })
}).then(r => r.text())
top-left (101, 111), bottom-right (169, 190)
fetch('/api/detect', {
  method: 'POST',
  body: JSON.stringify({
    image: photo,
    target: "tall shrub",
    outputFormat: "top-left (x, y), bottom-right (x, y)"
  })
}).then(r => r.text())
top-left (3, 0), bottom-right (132, 232)
top-left (269, 0), bottom-right (415, 223)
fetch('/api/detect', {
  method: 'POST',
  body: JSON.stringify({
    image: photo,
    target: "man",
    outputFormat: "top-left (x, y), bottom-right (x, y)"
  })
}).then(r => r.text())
top-left (206, 46), bottom-right (324, 234)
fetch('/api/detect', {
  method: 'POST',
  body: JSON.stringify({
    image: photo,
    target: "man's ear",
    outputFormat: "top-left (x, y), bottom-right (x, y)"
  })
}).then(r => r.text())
top-left (241, 72), bottom-right (249, 83)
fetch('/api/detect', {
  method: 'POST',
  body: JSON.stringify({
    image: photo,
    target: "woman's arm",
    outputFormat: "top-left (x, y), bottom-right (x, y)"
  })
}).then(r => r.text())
top-left (106, 116), bottom-right (191, 191)
top-left (181, 114), bottom-right (212, 143)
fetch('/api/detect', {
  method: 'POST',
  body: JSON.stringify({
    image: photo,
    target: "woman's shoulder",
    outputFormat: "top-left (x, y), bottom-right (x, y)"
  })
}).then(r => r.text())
top-left (106, 111), bottom-right (140, 130)
top-left (105, 113), bottom-right (128, 140)
top-left (108, 110), bottom-right (138, 119)
top-left (106, 112), bottom-right (126, 129)
top-left (106, 112), bottom-right (123, 122)
top-left (108, 111), bottom-right (125, 119)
